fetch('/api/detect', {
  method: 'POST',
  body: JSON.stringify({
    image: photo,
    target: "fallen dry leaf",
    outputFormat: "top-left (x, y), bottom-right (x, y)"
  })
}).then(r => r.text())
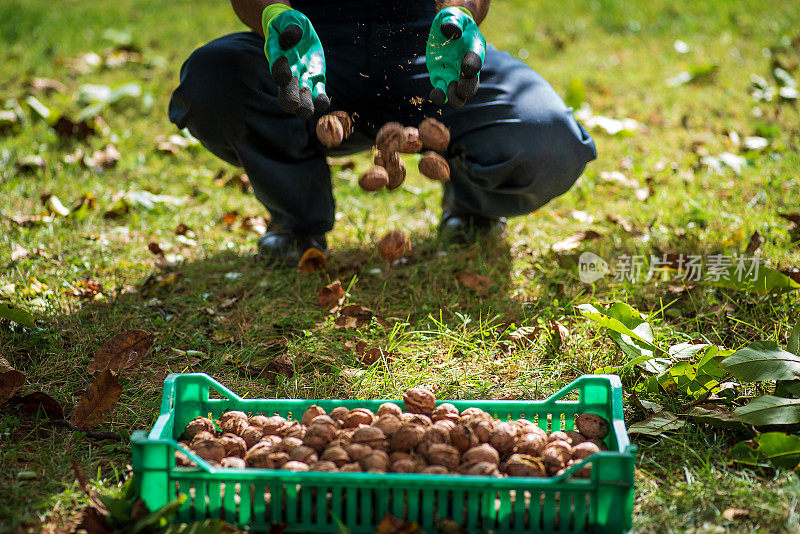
top-left (87, 330), bottom-right (154, 373)
top-left (722, 508), bottom-right (750, 521)
top-left (147, 242), bottom-right (164, 256)
top-left (241, 215), bottom-right (267, 235)
top-left (599, 170), bottom-right (639, 188)
top-left (298, 248), bottom-right (327, 272)
top-left (68, 279), bottom-right (103, 299)
top-left (54, 116), bottom-right (95, 139)
top-left (377, 230), bottom-right (411, 262)
top-left (0, 357), bottom-right (26, 405)
top-left (507, 326), bottom-right (540, 346)
top-left (213, 171), bottom-right (252, 193)
top-left (551, 320), bottom-right (570, 349)
top-left (551, 230), bottom-right (601, 253)
top-left (318, 280), bottom-right (346, 309)
top-left (744, 230), bottom-right (764, 255)
top-left (457, 272), bottom-right (494, 292)
top-left (175, 223), bottom-right (190, 236)
top-left (30, 77), bottom-right (67, 93)
top-left (11, 244), bottom-right (31, 262)
top-left (606, 215), bottom-right (635, 233)
top-left (11, 391), bottom-right (64, 419)
top-left (335, 304), bottom-right (389, 329)
top-left (238, 353), bottom-right (294, 381)
top-left (70, 370), bottom-right (123, 430)
top-left (220, 211), bottom-right (240, 226)
top-left (84, 144), bottom-right (120, 170)
top-left (16, 155), bottom-right (46, 174)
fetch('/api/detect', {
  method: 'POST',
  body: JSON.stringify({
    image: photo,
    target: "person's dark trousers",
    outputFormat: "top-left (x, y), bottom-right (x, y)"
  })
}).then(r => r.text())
top-left (168, 0), bottom-right (597, 236)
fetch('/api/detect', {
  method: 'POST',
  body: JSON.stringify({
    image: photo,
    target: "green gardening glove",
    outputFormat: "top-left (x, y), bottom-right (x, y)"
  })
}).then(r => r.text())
top-left (262, 4), bottom-right (329, 119)
top-left (426, 6), bottom-right (487, 108)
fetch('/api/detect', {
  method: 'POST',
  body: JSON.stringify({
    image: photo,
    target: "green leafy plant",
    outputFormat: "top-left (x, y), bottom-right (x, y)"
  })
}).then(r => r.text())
top-left (580, 302), bottom-right (800, 470)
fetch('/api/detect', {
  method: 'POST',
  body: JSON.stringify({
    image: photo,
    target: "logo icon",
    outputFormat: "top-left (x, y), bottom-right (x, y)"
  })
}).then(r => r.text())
top-left (578, 252), bottom-right (609, 283)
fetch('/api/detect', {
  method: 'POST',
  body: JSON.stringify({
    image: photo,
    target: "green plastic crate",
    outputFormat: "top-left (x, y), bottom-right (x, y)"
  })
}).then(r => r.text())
top-left (132, 373), bottom-right (635, 533)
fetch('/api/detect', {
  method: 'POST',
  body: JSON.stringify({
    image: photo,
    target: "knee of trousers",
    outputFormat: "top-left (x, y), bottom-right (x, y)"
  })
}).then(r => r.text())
top-left (168, 40), bottom-right (260, 145)
top-left (451, 109), bottom-right (597, 213)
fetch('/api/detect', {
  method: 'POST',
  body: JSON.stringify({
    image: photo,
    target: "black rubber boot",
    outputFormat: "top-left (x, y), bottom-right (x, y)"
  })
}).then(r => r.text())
top-left (257, 225), bottom-right (327, 266)
top-left (438, 210), bottom-right (507, 244)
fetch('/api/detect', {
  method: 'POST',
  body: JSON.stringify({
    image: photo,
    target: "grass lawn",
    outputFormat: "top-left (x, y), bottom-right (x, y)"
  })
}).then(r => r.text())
top-left (1, 0), bottom-right (799, 531)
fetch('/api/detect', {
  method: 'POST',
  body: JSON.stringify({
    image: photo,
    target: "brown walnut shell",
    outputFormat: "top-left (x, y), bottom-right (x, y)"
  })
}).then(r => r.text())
top-left (401, 413), bottom-right (432, 427)
top-left (329, 406), bottom-right (350, 422)
top-left (321, 446), bottom-right (350, 467)
top-left (280, 436), bottom-right (304, 454)
top-left (576, 413), bottom-right (610, 440)
top-left (244, 447), bottom-right (273, 468)
top-left (426, 444), bottom-right (460, 470)
top-left (301, 405), bottom-right (326, 426)
top-left (340, 462), bottom-right (362, 472)
top-left (289, 445), bottom-right (319, 464)
top-left (572, 441), bottom-right (601, 460)
top-left (241, 426), bottom-right (264, 449)
top-left (399, 126), bottom-right (423, 153)
top-left (450, 424), bottom-right (479, 453)
top-left (548, 431), bottom-right (572, 444)
top-left (503, 454), bottom-right (546, 477)
top-left (344, 443), bottom-right (372, 463)
top-left (282, 461), bottom-right (310, 471)
top-left (377, 230), bottom-right (410, 262)
top-left (391, 424), bottom-right (425, 451)
top-left (420, 465), bottom-right (449, 475)
top-left (462, 461), bottom-right (501, 477)
top-left (374, 414), bottom-right (402, 437)
top-left (431, 403), bottom-right (460, 423)
top-left (402, 387), bottom-right (436, 416)
top-left (268, 452), bottom-right (290, 468)
top-left (182, 417), bottom-right (215, 440)
top-left (359, 166), bottom-right (390, 191)
top-left (220, 456), bottom-right (247, 469)
top-left (514, 432), bottom-right (546, 457)
top-left (418, 152), bottom-right (450, 182)
top-left (392, 458), bottom-right (417, 473)
top-left (316, 114), bottom-right (345, 148)
top-left (378, 403), bottom-right (403, 418)
top-left (360, 450), bottom-right (389, 471)
top-left (376, 122), bottom-right (404, 153)
top-left (418, 118), bottom-right (450, 152)
top-left (310, 460), bottom-right (338, 472)
top-left (192, 438), bottom-right (226, 463)
top-left (351, 426), bottom-right (386, 449)
top-left (189, 430), bottom-right (215, 447)
top-left (219, 433), bottom-right (247, 458)
top-left (489, 422), bottom-right (519, 455)
top-left (462, 444), bottom-right (500, 466)
top-left (565, 430), bottom-right (588, 445)
top-left (343, 408), bottom-right (375, 428)
top-left (471, 420), bottom-right (495, 443)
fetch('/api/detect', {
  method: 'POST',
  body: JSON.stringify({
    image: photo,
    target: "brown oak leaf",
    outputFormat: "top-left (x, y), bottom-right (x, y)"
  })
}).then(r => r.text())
top-left (318, 280), bottom-right (346, 309)
top-left (71, 370), bottom-right (123, 430)
top-left (87, 330), bottom-right (154, 373)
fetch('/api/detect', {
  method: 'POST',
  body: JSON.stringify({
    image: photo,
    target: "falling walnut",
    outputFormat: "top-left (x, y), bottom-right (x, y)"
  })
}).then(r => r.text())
top-left (357, 117), bottom-right (451, 192)
top-left (316, 111), bottom-right (353, 148)
top-left (377, 230), bottom-right (411, 262)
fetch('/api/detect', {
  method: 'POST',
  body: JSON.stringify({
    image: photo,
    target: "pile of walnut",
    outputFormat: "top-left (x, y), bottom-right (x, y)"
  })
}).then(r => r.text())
top-left (176, 388), bottom-right (610, 478)
top-left (316, 113), bottom-right (451, 191)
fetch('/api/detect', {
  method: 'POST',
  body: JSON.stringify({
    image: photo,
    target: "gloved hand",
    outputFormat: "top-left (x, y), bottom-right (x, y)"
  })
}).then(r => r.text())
top-left (262, 4), bottom-right (330, 119)
top-left (425, 6), bottom-right (486, 108)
